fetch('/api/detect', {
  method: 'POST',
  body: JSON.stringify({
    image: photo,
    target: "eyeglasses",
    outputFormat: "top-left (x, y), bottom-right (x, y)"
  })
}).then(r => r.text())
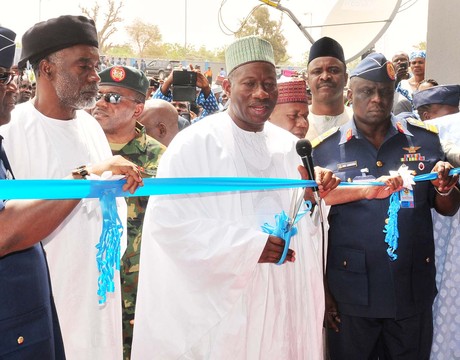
top-left (95, 92), bottom-right (140, 104)
top-left (0, 72), bottom-right (15, 85)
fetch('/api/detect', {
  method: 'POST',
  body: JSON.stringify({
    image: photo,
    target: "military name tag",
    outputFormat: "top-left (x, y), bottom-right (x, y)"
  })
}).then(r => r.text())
top-left (337, 161), bottom-right (358, 171)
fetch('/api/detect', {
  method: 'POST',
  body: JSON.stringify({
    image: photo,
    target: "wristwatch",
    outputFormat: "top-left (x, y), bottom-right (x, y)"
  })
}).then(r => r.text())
top-left (72, 165), bottom-right (89, 179)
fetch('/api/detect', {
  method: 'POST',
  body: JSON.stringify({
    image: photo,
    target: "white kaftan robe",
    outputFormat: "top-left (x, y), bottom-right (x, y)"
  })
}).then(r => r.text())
top-left (426, 115), bottom-right (460, 359)
top-left (132, 112), bottom-right (326, 359)
top-left (0, 102), bottom-right (125, 360)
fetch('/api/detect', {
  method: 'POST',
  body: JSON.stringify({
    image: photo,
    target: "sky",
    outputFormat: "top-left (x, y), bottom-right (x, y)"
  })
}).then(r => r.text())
top-left (1, 0), bottom-right (428, 64)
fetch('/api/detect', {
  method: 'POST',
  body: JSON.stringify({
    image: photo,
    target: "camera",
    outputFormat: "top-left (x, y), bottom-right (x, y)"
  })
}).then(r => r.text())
top-left (149, 78), bottom-right (160, 88)
top-left (172, 70), bottom-right (197, 102)
top-left (179, 111), bottom-right (191, 122)
top-left (399, 62), bottom-right (408, 71)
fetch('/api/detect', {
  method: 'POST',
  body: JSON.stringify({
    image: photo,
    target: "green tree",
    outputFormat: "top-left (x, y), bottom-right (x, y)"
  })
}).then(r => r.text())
top-left (414, 41), bottom-right (427, 50)
top-left (236, 6), bottom-right (289, 64)
top-left (126, 19), bottom-right (162, 57)
top-left (80, 0), bottom-right (124, 55)
top-left (108, 44), bottom-right (135, 58)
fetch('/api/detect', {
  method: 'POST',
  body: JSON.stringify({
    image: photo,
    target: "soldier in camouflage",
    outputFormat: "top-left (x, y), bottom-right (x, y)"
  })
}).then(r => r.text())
top-left (92, 65), bottom-right (166, 360)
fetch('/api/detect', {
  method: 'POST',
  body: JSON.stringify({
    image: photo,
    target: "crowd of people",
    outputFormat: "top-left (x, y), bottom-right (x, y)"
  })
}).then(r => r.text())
top-left (0, 13), bottom-right (459, 360)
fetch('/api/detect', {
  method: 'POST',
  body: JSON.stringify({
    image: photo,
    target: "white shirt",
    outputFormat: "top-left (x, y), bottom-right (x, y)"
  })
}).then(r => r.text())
top-left (426, 112), bottom-right (460, 167)
top-left (306, 106), bottom-right (353, 140)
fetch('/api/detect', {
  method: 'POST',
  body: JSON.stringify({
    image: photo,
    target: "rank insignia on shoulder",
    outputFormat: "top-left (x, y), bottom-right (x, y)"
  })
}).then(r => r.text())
top-left (396, 122), bottom-right (405, 134)
top-left (406, 117), bottom-right (439, 134)
top-left (311, 126), bottom-right (340, 148)
top-left (346, 128), bottom-right (353, 142)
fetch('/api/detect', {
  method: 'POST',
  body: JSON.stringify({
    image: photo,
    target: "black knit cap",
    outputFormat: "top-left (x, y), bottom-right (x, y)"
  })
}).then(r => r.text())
top-left (18, 15), bottom-right (99, 69)
top-left (308, 36), bottom-right (345, 65)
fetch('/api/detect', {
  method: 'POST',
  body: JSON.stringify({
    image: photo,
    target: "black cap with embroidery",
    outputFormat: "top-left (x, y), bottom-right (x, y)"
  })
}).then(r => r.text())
top-left (99, 65), bottom-right (149, 96)
top-left (0, 26), bottom-right (16, 68)
top-left (350, 53), bottom-right (396, 82)
top-left (308, 37), bottom-right (345, 65)
top-left (413, 84), bottom-right (460, 109)
top-left (19, 15), bottom-right (98, 69)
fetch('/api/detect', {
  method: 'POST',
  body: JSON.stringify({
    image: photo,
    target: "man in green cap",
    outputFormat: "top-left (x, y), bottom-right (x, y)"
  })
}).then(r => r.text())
top-left (92, 64), bottom-right (165, 360)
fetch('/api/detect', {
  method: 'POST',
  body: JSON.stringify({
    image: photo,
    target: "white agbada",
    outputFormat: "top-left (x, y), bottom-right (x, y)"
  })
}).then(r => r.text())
top-left (132, 112), bottom-right (326, 359)
top-left (426, 112), bottom-right (460, 167)
top-left (426, 114), bottom-right (460, 359)
top-left (306, 106), bottom-right (353, 141)
top-left (0, 102), bottom-right (125, 360)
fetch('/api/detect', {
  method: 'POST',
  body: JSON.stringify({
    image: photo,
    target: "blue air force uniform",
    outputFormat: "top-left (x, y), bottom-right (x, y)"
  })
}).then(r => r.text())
top-left (313, 116), bottom-right (442, 319)
top-left (313, 52), bottom-right (445, 360)
top-left (0, 137), bottom-right (65, 359)
top-left (0, 25), bottom-right (64, 359)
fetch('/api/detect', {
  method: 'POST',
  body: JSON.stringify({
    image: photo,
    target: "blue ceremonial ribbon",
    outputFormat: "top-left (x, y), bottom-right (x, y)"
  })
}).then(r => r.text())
top-left (96, 190), bottom-right (123, 304)
top-left (261, 202), bottom-right (312, 265)
top-left (381, 168), bottom-right (460, 261)
top-left (1, 169), bottom-right (457, 200)
top-left (1, 168), bottom-right (457, 301)
top-left (383, 193), bottom-right (401, 261)
top-left (261, 211), bottom-right (297, 265)
top-left (0, 177), bottom-right (316, 200)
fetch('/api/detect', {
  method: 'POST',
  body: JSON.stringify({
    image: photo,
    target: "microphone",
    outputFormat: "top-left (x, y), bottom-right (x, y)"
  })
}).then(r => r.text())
top-left (296, 139), bottom-right (318, 192)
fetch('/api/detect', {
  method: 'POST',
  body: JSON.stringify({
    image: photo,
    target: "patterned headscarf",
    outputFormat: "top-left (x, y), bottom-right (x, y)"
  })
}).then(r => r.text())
top-left (409, 50), bottom-right (426, 61)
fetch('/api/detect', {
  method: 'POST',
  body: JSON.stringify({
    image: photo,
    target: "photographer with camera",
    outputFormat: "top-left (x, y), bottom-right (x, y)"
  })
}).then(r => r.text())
top-left (392, 51), bottom-right (410, 87)
top-left (392, 51), bottom-right (413, 115)
top-left (152, 64), bottom-right (219, 123)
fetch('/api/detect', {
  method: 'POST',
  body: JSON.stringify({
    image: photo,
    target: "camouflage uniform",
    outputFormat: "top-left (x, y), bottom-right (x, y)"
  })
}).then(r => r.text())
top-left (112, 122), bottom-right (165, 360)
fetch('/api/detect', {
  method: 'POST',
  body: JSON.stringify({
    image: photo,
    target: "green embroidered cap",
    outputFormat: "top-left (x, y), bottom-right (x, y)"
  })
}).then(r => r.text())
top-left (225, 36), bottom-right (275, 75)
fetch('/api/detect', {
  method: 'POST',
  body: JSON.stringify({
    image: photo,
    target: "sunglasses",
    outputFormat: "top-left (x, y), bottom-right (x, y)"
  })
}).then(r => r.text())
top-left (0, 72), bottom-right (15, 85)
top-left (95, 92), bottom-right (140, 104)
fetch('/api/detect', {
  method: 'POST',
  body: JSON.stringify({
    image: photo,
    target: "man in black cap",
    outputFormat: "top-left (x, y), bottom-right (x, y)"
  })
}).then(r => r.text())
top-left (0, 24), bottom-right (70, 360)
top-left (313, 53), bottom-right (460, 359)
top-left (92, 65), bottom-right (165, 359)
top-left (0, 24), bottom-right (142, 359)
top-left (0, 15), bottom-right (144, 359)
top-left (306, 36), bottom-right (352, 140)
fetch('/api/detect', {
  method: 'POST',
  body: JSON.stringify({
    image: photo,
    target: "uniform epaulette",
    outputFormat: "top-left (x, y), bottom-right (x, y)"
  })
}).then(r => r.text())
top-left (311, 126), bottom-right (340, 148)
top-left (406, 117), bottom-right (438, 134)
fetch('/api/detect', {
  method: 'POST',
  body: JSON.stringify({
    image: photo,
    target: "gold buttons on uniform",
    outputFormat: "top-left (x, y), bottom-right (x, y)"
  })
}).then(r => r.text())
top-left (385, 218), bottom-right (389, 225)
top-left (425, 257), bottom-right (431, 263)
top-left (376, 161), bottom-right (384, 167)
top-left (343, 260), bottom-right (347, 268)
top-left (17, 336), bottom-right (24, 345)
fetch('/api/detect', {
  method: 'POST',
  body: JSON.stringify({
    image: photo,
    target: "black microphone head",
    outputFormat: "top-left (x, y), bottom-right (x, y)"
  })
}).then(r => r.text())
top-left (296, 139), bottom-right (313, 157)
